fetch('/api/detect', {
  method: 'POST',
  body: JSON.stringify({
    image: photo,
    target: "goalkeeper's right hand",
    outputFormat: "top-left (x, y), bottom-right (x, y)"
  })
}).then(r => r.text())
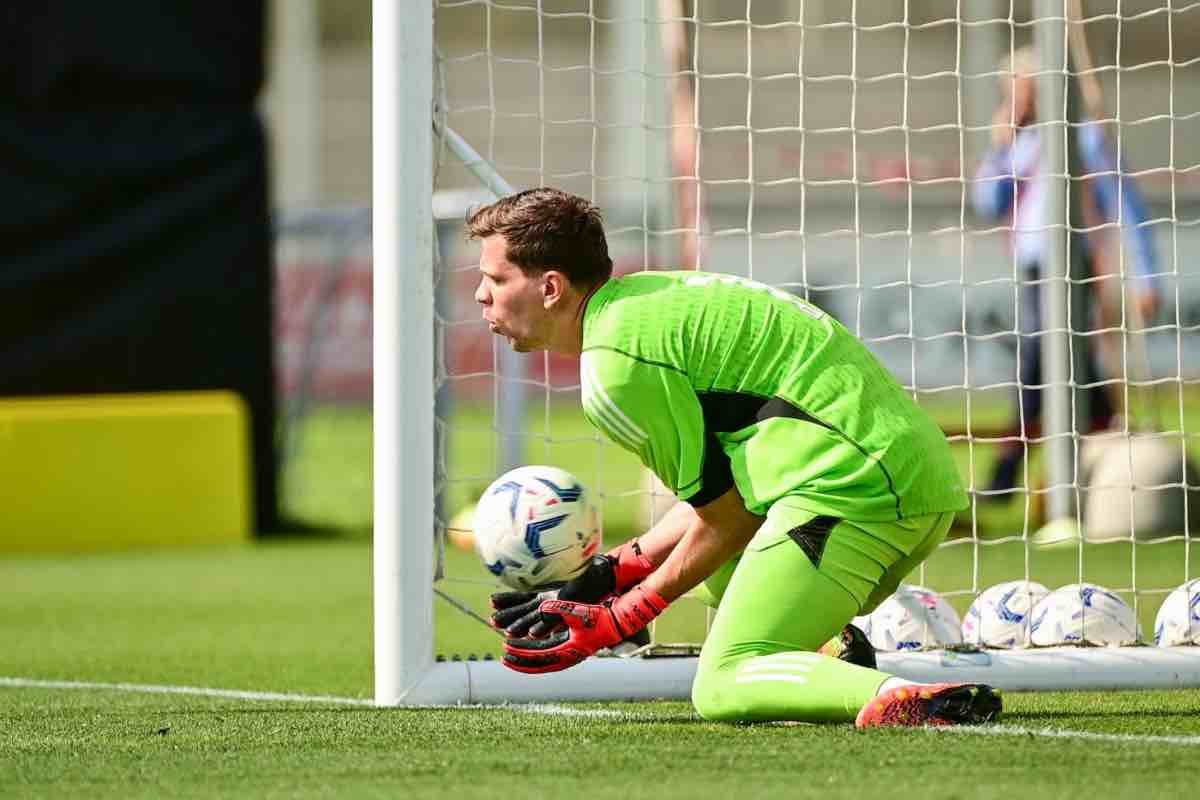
top-left (490, 539), bottom-right (655, 637)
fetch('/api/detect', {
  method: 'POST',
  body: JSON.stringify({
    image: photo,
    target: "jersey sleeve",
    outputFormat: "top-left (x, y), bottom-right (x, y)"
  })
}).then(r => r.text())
top-left (971, 145), bottom-right (1016, 220)
top-left (1079, 123), bottom-right (1160, 288)
top-left (580, 348), bottom-right (711, 504)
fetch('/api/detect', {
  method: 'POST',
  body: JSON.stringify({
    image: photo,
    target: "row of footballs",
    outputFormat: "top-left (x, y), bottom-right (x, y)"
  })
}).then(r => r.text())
top-left (850, 578), bottom-right (1200, 651)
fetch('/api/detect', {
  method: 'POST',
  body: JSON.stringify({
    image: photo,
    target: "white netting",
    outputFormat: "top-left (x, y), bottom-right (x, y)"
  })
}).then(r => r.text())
top-left (419, 0), bottom-right (1200, 656)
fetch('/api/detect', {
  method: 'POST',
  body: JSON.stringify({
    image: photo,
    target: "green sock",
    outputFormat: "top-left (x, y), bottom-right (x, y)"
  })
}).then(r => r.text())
top-left (692, 650), bottom-right (890, 723)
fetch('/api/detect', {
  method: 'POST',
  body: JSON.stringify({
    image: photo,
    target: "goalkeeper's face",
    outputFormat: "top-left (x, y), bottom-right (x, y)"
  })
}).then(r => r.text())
top-left (475, 235), bottom-right (554, 352)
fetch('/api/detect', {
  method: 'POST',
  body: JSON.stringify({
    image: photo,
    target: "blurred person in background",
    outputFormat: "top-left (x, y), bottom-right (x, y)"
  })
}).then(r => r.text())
top-left (972, 45), bottom-right (1160, 501)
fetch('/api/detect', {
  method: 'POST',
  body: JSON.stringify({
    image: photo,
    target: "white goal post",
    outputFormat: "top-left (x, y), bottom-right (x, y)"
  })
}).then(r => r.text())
top-left (373, 1), bottom-right (1200, 706)
top-left (373, 0), bottom-right (435, 706)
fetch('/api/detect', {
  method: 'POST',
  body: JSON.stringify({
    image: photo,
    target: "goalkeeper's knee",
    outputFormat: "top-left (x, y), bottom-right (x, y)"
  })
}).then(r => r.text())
top-left (690, 663), bottom-right (749, 723)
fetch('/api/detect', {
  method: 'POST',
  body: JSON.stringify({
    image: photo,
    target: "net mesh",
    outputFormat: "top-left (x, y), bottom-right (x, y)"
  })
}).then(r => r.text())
top-left (288, 1), bottom-right (1200, 657)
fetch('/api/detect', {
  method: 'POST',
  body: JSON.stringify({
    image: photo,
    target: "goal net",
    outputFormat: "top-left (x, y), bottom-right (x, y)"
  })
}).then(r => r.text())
top-left (367, 0), bottom-right (1200, 703)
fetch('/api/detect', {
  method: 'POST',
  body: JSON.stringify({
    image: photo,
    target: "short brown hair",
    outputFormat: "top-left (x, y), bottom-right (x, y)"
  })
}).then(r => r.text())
top-left (466, 187), bottom-right (613, 289)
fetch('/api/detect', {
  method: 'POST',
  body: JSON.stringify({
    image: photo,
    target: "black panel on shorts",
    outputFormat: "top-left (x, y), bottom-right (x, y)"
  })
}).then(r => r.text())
top-left (786, 516), bottom-right (840, 567)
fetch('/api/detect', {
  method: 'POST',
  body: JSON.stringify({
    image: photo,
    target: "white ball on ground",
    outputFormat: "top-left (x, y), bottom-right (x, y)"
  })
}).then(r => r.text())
top-left (1081, 434), bottom-right (1194, 542)
top-left (445, 505), bottom-right (477, 551)
top-left (1031, 517), bottom-right (1082, 550)
top-left (1029, 582), bottom-right (1141, 646)
top-left (961, 580), bottom-right (1050, 648)
top-left (1154, 578), bottom-right (1200, 646)
top-left (864, 584), bottom-right (963, 651)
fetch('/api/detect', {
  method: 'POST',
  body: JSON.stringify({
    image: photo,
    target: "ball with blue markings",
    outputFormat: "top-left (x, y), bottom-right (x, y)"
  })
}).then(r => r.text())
top-left (1029, 582), bottom-right (1141, 646)
top-left (1154, 578), bottom-right (1200, 646)
top-left (962, 580), bottom-right (1050, 648)
top-left (472, 465), bottom-right (602, 591)
top-left (861, 584), bottom-right (963, 652)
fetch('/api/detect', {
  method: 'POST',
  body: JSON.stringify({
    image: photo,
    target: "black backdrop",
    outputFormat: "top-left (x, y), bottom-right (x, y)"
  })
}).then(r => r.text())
top-left (0, 1), bottom-right (278, 531)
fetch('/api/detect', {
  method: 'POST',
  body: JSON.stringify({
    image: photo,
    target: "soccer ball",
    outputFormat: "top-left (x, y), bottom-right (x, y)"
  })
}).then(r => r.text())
top-left (861, 584), bottom-right (963, 651)
top-left (962, 580), bottom-right (1050, 648)
top-left (1029, 582), bottom-right (1141, 646)
top-left (472, 465), bottom-right (602, 591)
top-left (1154, 578), bottom-right (1200, 646)
top-left (1030, 518), bottom-right (1083, 550)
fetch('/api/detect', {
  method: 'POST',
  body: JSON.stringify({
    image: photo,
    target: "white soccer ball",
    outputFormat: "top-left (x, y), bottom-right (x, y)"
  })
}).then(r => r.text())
top-left (1029, 582), bottom-right (1141, 646)
top-left (962, 580), bottom-right (1050, 649)
top-left (1081, 434), bottom-right (1193, 542)
top-left (1154, 578), bottom-right (1200, 646)
top-left (863, 584), bottom-right (963, 651)
top-left (472, 465), bottom-right (602, 591)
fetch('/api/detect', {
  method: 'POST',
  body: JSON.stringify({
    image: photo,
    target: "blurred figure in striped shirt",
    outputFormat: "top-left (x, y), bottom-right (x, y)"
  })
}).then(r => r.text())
top-left (972, 46), bottom-right (1160, 499)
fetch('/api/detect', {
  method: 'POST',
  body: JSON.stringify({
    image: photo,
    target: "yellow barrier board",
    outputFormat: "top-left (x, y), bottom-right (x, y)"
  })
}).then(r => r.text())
top-left (0, 391), bottom-right (252, 553)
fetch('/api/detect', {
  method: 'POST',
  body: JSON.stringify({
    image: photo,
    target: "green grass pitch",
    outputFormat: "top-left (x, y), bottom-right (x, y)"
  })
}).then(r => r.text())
top-left (3, 540), bottom-right (1200, 798)
top-left (3, 393), bottom-right (1199, 797)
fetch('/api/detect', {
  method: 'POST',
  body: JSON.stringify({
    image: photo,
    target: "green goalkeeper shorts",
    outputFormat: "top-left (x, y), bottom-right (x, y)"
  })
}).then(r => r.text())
top-left (689, 497), bottom-right (953, 617)
top-left (687, 502), bottom-right (953, 722)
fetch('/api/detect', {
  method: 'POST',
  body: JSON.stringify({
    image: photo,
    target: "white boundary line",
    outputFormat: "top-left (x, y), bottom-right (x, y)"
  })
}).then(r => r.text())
top-left (0, 676), bottom-right (625, 717)
top-left (931, 723), bottom-right (1200, 747)
top-left (0, 677), bottom-right (374, 706)
top-left (4, 676), bottom-right (1198, 742)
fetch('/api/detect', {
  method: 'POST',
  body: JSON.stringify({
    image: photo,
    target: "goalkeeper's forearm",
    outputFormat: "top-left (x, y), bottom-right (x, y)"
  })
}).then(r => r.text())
top-left (641, 487), bottom-right (763, 603)
top-left (629, 500), bottom-right (700, 568)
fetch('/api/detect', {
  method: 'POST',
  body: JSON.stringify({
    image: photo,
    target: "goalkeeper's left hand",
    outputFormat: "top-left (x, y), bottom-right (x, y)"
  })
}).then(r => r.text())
top-left (502, 585), bottom-right (668, 674)
top-left (490, 539), bottom-right (656, 638)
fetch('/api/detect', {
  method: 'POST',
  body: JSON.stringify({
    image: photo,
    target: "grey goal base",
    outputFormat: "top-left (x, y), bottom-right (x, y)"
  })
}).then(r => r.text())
top-left (387, 646), bottom-right (1200, 705)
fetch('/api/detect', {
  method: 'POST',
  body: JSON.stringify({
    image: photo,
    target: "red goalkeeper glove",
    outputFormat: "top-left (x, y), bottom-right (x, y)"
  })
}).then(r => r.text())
top-left (605, 538), bottom-right (656, 592)
top-left (502, 585), bottom-right (668, 674)
top-left (490, 538), bottom-right (656, 638)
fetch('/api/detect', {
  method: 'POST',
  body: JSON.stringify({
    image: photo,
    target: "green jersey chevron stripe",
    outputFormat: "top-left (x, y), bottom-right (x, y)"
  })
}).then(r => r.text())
top-left (581, 352), bottom-right (648, 452)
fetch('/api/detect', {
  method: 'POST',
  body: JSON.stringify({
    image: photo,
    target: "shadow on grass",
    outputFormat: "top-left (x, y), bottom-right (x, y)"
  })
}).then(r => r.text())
top-left (256, 515), bottom-right (370, 542)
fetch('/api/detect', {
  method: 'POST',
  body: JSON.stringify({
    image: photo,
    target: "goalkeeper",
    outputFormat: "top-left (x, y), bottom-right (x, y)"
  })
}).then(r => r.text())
top-left (470, 187), bottom-right (999, 727)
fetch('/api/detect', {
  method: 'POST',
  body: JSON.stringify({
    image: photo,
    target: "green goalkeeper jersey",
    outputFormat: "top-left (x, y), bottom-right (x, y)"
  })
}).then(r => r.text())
top-left (580, 271), bottom-right (968, 521)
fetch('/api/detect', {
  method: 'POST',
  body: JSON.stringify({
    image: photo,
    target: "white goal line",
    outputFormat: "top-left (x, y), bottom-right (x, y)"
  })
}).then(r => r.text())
top-left (0, 676), bottom-right (617, 718)
top-left (0, 676), bottom-right (374, 707)
top-left (931, 723), bottom-right (1200, 748)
